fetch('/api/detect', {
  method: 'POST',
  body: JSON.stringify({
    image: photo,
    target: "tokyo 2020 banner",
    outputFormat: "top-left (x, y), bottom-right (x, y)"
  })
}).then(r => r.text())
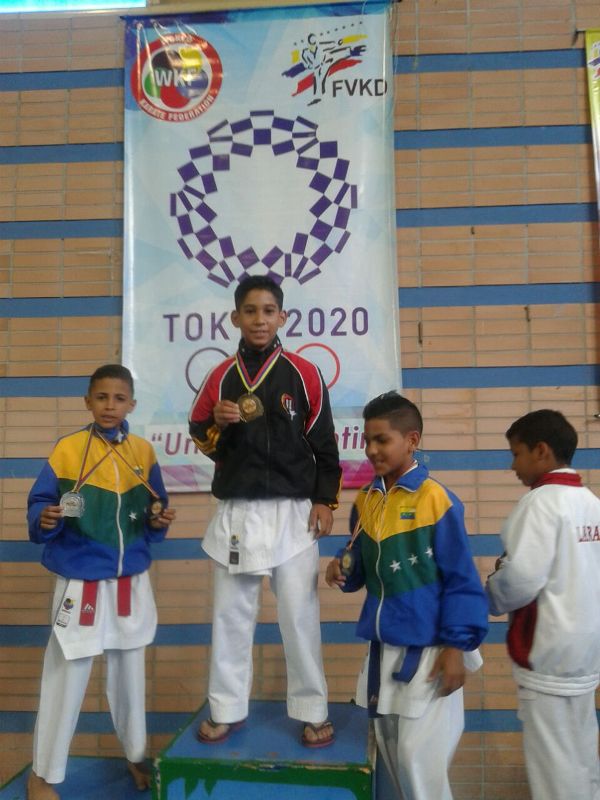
top-left (123, 2), bottom-right (399, 492)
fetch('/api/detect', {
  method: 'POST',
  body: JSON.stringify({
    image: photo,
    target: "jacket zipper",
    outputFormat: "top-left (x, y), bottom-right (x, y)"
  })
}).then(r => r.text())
top-left (374, 489), bottom-right (388, 641)
top-left (112, 455), bottom-right (124, 577)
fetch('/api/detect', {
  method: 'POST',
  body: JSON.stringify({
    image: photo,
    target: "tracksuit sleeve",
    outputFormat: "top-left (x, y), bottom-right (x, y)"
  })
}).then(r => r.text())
top-left (27, 461), bottom-right (65, 543)
top-left (434, 492), bottom-right (489, 650)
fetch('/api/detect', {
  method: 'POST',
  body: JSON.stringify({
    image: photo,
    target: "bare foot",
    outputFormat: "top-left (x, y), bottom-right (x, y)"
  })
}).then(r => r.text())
top-left (27, 772), bottom-right (60, 800)
top-left (127, 760), bottom-right (152, 791)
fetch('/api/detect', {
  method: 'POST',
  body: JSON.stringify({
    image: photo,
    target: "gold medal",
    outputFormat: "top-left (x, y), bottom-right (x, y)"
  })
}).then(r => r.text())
top-left (237, 393), bottom-right (264, 422)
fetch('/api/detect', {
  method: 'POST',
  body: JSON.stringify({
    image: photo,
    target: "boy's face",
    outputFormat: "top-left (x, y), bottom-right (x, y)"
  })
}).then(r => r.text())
top-left (231, 288), bottom-right (287, 350)
top-left (85, 377), bottom-right (136, 430)
top-left (364, 417), bottom-right (420, 489)
top-left (508, 436), bottom-right (549, 487)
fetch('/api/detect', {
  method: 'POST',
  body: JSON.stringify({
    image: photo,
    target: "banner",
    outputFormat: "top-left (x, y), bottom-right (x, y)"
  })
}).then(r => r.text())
top-left (587, 30), bottom-right (600, 221)
top-left (123, 2), bottom-right (399, 492)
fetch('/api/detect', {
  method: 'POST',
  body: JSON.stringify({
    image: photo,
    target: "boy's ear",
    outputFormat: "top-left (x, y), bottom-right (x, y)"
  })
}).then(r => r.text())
top-left (231, 309), bottom-right (240, 329)
top-left (408, 430), bottom-right (421, 452)
top-left (84, 395), bottom-right (91, 410)
top-left (535, 441), bottom-right (552, 462)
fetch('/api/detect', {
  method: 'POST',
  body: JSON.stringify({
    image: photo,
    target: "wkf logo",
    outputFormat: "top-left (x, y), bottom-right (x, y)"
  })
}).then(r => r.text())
top-left (131, 32), bottom-right (223, 122)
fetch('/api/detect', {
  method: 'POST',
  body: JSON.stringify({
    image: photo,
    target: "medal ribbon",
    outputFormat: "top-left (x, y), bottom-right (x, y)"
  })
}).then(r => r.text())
top-left (72, 425), bottom-right (112, 493)
top-left (235, 345), bottom-right (282, 393)
top-left (93, 430), bottom-right (160, 500)
top-left (347, 485), bottom-right (386, 551)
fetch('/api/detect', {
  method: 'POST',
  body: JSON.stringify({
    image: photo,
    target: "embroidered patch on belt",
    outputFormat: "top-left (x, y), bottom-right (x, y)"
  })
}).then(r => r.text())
top-left (399, 508), bottom-right (416, 520)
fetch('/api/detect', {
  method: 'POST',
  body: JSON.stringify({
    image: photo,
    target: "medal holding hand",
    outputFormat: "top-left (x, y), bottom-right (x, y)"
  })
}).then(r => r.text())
top-left (213, 399), bottom-right (242, 429)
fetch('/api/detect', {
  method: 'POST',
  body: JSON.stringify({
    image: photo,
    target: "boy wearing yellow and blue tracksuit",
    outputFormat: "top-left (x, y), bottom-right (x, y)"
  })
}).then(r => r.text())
top-left (26, 364), bottom-right (175, 800)
top-left (326, 392), bottom-right (488, 800)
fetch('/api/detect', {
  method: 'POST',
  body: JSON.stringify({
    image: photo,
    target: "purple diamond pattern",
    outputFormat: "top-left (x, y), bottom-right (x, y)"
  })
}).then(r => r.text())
top-left (170, 111), bottom-right (357, 287)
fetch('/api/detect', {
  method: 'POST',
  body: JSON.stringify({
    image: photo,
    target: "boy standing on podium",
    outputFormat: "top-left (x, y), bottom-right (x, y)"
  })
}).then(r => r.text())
top-left (189, 275), bottom-right (341, 747)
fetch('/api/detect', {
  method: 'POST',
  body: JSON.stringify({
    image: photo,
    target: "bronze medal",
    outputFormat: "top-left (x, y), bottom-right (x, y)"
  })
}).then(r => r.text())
top-left (148, 499), bottom-right (164, 520)
top-left (340, 548), bottom-right (356, 577)
top-left (237, 393), bottom-right (264, 422)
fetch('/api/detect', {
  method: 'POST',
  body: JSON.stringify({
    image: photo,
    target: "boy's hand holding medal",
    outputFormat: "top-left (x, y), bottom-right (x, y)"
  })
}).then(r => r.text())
top-left (213, 399), bottom-right (242, 429)
top-left (148, 505), bottom-right (176, 530)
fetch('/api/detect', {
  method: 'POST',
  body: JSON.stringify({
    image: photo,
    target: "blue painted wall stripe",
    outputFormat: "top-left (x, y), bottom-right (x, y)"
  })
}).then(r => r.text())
top-left (1, 449), bottom-right (598, 478)
top-left (0, 124), bottom-right (590, 167)
top-left (0, 219), bottom-right (122, 239)
top-left (395, 124), bottom-right (592, 149)
top-left (393, 48), bottom-right (586, 74)
top-left (0, 621), bottom-right (507, 648)
top-left (0, 68), bottom-right (124, 92)
top-left (403, 364), bottom-right (600, 389)
top-left (0, 143), bottom-right (123, 165)
top-left (399, 282), bottom-right (600, 307)
top-left (1, 365), bottom-right (599, 399)
top-left (0, 534), bottom-right (502, 563)
top-left (2, 283), bottom-right (598, 320)
top-left (2, 282), bottom-right (599, 320)
top-left (0, 708), bottom-right (530, 734)
top-left (0, 297), bottom-right (122, 318)
top-left (0, 50), bottom-right (586, 95)
top-left (397, 202), bottom-right (598, 228)
top-left (2, 203), bottom-right (595, 240)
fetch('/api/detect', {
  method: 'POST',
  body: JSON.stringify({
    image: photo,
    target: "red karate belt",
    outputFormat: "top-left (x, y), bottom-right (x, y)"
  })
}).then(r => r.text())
top-left (79, 575), bottom-right (132, 626)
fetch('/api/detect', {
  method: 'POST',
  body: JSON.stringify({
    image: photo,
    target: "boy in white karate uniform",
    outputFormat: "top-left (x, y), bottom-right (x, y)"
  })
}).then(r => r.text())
top-left (487, 409), bottom-right (600, 800)
top-left (27, 364), bottom-right (175, 800)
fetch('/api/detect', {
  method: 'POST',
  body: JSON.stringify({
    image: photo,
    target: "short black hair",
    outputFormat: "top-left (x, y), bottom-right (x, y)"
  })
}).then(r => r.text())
top-left (363, 391), bottom-right (423, 435)
top-left (88, 364), bottom-right (134, 396)
top-left (506, 409), bottom-right (577, 465)
top-left (234, 275), bottom-right (284, 310)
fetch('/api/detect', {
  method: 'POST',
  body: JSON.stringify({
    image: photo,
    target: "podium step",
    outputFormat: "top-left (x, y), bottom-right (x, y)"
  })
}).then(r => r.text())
top-left (0, 757), bottom-right (151, 800)
top-left (154, 700), bottom-right (374, 800)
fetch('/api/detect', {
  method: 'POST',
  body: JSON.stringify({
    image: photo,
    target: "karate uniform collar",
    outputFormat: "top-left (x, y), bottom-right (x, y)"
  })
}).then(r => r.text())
top-left (371, 461), bottom-right (428, 494)
top-left (531, 467), bottom-right (582, 490)
top-left (92, 418), bottom-right (129, 444)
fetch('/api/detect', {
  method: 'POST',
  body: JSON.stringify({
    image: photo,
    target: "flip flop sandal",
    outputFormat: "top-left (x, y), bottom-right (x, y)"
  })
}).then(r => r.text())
top-left (301, 720), bottom-right (334, 748)
top-left (197, 717), bottom-right (246, 744)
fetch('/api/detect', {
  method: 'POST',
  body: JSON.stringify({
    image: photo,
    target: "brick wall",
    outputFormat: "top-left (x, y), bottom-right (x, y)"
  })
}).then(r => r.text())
top-left (1, 0), bottom-right (599, 797)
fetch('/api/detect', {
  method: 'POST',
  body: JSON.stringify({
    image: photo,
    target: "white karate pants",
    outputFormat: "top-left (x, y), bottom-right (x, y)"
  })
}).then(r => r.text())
top-left (207, 543), bottom-right (328, 724)
top-left (374, 688), bottom-right (464, 800)
top-left (32, 633), bottom-right (147, 785)
top-left (518, 687), bottom-right (600, 800)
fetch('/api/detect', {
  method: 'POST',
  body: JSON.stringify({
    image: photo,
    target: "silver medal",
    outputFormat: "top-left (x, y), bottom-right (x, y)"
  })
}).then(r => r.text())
top-left (60, 491), bottom-right (85, 518)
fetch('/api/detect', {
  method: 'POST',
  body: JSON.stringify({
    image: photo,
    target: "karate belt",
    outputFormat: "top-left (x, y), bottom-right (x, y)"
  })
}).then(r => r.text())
top-left (367, 641), bottom-right (423, 718)
top-left (79, 576), bottom-right (132, 626)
